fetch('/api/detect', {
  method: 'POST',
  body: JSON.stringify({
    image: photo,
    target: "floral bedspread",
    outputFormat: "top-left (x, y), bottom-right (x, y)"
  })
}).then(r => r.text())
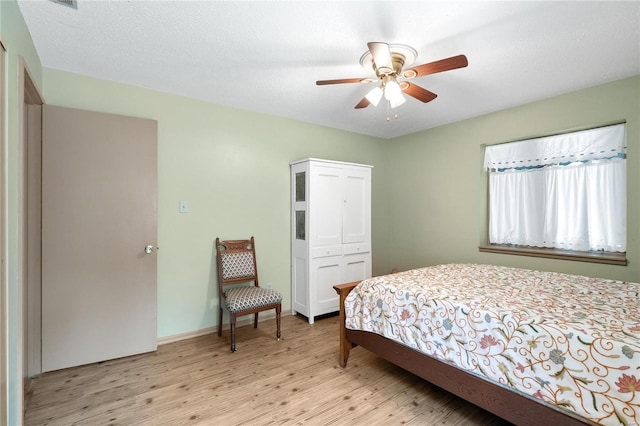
top-left (344, 264), bottom-right (640, 425)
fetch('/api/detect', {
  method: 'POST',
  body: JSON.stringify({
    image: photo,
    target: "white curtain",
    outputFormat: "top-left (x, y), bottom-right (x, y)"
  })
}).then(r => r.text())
top-left (486, 124), bottom-right (626, 252)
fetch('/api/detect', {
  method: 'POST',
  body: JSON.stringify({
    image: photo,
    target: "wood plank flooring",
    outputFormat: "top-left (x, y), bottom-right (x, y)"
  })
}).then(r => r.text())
top-left (25, 314), bottom-right (513, 425)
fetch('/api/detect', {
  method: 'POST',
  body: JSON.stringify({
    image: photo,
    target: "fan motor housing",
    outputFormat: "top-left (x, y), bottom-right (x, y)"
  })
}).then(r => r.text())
top-left (360, 44), bottom-right (418, 77)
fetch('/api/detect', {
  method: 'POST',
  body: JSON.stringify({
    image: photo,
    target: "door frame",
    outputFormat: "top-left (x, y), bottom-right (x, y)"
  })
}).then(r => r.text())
top-left (25, 103), bottom-right (41, 379)
top-left (1, 39), bottom-right (8, 426)
top-left (17, 56), bottom-right (44, 421)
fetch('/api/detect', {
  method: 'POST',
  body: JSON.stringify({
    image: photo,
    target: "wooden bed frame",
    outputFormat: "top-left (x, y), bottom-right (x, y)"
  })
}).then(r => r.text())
top-left (334, 281), bottom-right (597, 426)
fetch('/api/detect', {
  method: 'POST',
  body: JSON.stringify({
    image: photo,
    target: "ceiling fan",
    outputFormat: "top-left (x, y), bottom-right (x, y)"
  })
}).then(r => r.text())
top-left (316, 42), bottom-right (468, 112)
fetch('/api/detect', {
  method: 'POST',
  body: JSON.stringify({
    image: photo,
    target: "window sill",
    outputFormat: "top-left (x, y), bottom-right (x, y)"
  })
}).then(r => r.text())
top-left (478, 245), bottom-right (627, 266)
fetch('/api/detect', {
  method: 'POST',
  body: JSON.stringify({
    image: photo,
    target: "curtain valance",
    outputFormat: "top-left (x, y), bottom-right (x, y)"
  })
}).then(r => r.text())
top-left (484, 124), bottom-right (626, 171)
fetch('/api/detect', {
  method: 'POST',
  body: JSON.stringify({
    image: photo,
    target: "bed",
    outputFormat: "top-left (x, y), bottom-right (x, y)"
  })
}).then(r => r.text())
top-left (333, 264), bottom-right (640, 426)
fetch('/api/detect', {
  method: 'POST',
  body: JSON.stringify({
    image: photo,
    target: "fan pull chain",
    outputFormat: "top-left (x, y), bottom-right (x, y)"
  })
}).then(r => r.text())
top-left (386, 101), bottom-right (399, 122)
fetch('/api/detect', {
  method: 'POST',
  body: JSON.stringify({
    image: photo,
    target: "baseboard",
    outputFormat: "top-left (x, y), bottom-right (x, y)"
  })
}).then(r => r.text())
top-left (158, 310), bottom-right (292, 346)
top-left (157, 326), bottom-right (217, 345)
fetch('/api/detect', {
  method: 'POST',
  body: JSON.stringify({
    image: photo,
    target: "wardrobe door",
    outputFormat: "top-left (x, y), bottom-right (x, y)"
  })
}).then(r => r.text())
top-left (310, 164), bottom-right (342, 247)
top-left (342, 166), bottom-right (370, 244)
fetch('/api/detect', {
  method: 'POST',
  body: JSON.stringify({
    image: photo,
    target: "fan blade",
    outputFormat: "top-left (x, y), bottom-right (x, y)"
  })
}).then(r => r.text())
top-left (401, 82), bottom-right (438, 103)
top-left (367, 42), bottom-right (394, 74)
top-left (403, 54), bottom-right (468, 78)
top-left (316, 78), bottom-right (372, 85)
top-left (355, 97), bottom-right (370, 109)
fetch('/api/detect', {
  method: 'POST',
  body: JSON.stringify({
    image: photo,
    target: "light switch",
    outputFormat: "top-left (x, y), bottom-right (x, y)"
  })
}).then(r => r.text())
top-left (179, 200), bottom-right (189, 213)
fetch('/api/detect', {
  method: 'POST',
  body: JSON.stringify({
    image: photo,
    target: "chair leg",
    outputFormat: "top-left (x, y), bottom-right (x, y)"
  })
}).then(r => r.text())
top-left (217, 306), bottom-right (223, 337)
top-left (230, 313), bottom-right (237, 352)
top-left (254, 312), bottom-right (258, 328)
top-left (276, 305), bottom-right (281, 341)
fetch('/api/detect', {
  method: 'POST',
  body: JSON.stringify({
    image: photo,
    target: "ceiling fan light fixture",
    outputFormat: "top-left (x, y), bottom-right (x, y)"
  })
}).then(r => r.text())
top-left (389, 93), bottom-right (406, 109)
top-left (365, 86), bottom-right (383, 107)
top-left (318, 42), bottom-right (467, 112)
top-left (384, 80), bottom-right (402, 100)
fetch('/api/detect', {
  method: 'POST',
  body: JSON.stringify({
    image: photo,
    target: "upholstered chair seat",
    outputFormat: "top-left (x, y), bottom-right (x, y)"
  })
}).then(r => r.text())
top-left (224, 286), bottom-right (282, 313)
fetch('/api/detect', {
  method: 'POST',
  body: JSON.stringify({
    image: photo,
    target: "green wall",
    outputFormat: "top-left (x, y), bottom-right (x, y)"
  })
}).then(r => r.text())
top-left (42, 69), bottom-right (392, 338)
top-left (387, 75), bottom-right (639, 282)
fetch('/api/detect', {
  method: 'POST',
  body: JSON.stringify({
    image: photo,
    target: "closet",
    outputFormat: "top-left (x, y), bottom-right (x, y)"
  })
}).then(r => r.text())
top-left (290, 158), bottom-right (372, 324)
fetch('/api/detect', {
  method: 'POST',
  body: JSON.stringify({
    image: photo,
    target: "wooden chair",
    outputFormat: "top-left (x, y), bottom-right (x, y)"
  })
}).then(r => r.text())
top-left (215, 237), bottom-right (282, 352)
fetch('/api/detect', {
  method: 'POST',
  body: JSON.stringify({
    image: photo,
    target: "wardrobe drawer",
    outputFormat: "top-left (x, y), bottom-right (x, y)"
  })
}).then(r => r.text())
top-left (343, 243), bottom-right (370, 255)
top-left (311, 245), bottom-right (343, 258)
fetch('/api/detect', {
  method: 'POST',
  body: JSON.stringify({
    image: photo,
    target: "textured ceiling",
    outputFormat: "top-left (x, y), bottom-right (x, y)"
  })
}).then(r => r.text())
top-left (17, 1), bottom-right (640, 139)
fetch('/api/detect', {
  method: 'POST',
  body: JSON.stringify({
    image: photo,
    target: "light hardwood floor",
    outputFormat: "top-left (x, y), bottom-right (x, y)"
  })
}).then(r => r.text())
top-left (25, 315), bottom-right (513, 425)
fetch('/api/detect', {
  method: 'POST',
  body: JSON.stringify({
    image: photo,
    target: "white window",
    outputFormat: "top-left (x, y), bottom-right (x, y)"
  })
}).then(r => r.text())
top-left (484, 124), bottom-right (626, 253)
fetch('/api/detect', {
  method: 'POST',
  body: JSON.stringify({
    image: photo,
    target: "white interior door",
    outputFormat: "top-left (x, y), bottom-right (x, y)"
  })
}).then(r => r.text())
top-left (41, 105), bottom-right (158, 372)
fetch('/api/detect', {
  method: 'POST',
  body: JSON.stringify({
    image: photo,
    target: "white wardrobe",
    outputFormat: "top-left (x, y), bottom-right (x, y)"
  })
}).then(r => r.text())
top-left (290, 158), bottom-right (372, 324)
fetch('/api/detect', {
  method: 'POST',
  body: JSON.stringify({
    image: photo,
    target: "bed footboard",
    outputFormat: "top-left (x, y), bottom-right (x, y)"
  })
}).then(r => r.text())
top-left (333, 281), bottom-right (360, 367)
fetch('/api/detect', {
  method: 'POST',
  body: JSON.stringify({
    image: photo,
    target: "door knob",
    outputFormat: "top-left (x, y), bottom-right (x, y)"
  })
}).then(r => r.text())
top-left (144, 245), bottom-right (158, 254)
